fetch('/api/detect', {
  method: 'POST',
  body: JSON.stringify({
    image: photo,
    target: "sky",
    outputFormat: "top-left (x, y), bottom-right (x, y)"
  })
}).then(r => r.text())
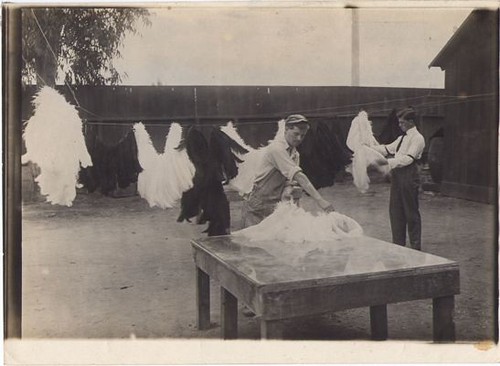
top-left (113, 5), bottom-right (472, 88)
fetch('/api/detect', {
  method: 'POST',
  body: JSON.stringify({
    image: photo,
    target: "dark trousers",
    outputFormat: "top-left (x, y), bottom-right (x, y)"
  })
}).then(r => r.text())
top-left (389, 163), bottom-right (421, 250)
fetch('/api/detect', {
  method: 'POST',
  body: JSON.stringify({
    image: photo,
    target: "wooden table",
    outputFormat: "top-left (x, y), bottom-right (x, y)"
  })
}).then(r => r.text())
top-left (191, 235), bottom-right (459, 341)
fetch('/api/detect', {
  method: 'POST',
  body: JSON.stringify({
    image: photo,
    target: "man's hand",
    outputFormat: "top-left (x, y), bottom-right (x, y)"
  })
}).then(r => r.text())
top-left (317, 198), bottom-right (335, 213)
top-left (291, 186), bottom-right (303, 200)
top-left (282, 184), bottom-right (303, 203)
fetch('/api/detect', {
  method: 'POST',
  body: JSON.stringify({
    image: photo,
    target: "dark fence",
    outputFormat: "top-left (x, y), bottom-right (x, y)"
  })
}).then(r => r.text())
top-left (21, 85), bottom-right (446, 152)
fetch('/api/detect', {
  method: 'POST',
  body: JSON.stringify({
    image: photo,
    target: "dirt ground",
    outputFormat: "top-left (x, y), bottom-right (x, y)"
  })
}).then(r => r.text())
top-left (21, 175), bottom-right (496, 342)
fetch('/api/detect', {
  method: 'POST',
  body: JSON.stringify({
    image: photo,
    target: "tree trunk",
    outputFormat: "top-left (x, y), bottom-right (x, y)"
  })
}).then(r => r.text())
top-left (32, 9), bottom-right (61, 87)
top-left (34, 50), bottom-right (57, 87)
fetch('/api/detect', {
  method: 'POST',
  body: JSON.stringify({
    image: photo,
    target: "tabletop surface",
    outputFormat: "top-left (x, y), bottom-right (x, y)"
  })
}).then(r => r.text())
top-left (192, 235), bottom-right (458, 286)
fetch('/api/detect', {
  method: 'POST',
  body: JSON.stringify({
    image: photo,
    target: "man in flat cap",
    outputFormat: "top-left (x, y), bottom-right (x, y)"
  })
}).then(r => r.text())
top-left (241, 114), bottom-right (335, 228)
top-left (372, 107), bottom-right (425, 250)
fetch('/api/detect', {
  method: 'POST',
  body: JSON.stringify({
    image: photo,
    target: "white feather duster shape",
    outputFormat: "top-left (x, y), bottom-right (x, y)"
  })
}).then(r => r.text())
top-left (346, 111), bottom-right (388, 193)
top-left (22, 86), bottom-right (91, 206)
top-left (233, 201), bottom-right (363, 243)
top-left (134, 122), bottom-right (194, 209)
top-left (346, 111), bottom-right (379, 151)
top-left (271, 119), bottom-right (286, 143)
top-left (133, 122), bottom-right (158, 173)
top-left (220, 119), bottom-right (285, 196)
top-left (134, 122), bottom-right (159, 206)
top-left (162, 122), bottom-right (195, 204)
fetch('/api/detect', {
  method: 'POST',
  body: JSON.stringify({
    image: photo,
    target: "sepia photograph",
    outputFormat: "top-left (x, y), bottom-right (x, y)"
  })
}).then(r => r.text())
top-left (3, 1), bottom-right (499, 364)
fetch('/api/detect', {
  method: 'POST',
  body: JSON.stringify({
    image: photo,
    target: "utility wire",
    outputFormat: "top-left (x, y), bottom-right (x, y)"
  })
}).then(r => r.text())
top-left (75, 93), bottom-right (495, 128)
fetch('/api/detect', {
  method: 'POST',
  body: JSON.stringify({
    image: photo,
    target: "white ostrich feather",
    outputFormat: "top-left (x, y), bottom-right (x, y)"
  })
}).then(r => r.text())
top-left (271, 119), bottom-right (286, 144)
top-left (134, 122), bottom-right (194, 208)
top-left (346, 111), bottom-right (388, 193)
top-left (133, 122), bottom-right (158, 172)
top-left (220, 120), bottom-right (285, 196)
top-left (233, 201), bottom-right (363, 243)
top-left (220, 121), bottom-right (253, 152)
top-left (22, 86), bottom-right (91, 206)
top-left (162, 122), bottom-right (195, 203)
top-left (346, 111), bottom-right (379, 151)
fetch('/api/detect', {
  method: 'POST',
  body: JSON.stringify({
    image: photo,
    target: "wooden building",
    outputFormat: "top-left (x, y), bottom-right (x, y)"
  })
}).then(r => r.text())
top-left (429, 9), bottom-right (499, 203)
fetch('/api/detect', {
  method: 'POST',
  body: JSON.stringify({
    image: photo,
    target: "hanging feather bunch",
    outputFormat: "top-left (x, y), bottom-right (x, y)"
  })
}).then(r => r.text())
top-left (78, 126), bottom-right (142, 195)
top-left (133, 122), bottom-right (195, 208)
top-left (220, 119), bottom-right (285, 196)
top-left (22, 86), bottom-right (92, 206)
top-left (297, 119), bottom-right (352, 189)
top-left (220, 121), bottom-right (265, 195)
top-left (177, 126), bottom-right (248, 236)
top-left (346, 111), bottom-right (389, 193)
top-left (233, 201), bottom-right (363, 243)
top-left (346, 110), bottom-right (380, 151)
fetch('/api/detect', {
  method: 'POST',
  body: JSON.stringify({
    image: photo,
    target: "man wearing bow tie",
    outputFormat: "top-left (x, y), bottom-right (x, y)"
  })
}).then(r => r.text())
top-left (372, 107), bottom-right (425, 250)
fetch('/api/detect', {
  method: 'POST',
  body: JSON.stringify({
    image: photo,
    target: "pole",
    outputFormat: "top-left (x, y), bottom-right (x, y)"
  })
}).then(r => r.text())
top-left (3, 4), bottom-right (23, 338)
top-left (351, 8), bottom-right (360, 86)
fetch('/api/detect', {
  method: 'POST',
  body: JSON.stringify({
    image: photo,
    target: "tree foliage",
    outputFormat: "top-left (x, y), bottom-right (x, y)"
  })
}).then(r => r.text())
top-left (22, 7), bottom-right (151, 86)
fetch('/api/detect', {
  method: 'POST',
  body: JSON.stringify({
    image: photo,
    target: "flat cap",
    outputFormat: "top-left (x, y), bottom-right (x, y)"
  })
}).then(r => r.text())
top-left (285, 114), bottom-right (309, 125)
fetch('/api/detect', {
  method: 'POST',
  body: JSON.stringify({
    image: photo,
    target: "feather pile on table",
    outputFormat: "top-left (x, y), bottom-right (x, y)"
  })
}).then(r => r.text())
top-left (233, 201), bottom-right (363, 243)
top-left (22, 86), bottom-right (92, 206)
top-left (346, 111), bottom-right (389, 193)
top-left (133, 122), bottom-right (195, 208)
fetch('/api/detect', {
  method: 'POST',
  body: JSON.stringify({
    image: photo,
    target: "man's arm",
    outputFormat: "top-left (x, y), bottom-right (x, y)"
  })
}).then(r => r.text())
top-left (293, 171), bottom-right (335, 212)
top-left (387, 135), bottom-right (425, 170)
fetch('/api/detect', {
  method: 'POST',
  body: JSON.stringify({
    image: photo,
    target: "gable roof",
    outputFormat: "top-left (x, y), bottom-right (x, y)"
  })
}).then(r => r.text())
top-left (429, 9), bottom-right (498, 69)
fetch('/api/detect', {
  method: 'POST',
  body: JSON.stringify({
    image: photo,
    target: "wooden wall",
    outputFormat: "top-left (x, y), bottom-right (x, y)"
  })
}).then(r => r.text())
top-left (21, 85), bottom-right (445, 152)
top-left (438, 11), bottom-right (498, 203)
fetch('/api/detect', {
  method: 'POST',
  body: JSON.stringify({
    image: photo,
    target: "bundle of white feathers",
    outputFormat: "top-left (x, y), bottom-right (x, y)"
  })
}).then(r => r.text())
top-left (346, 111), bottom-right (389, 193)
top-left (221, 119), bottom-right (285, 196)
top-left (233, 201), bottom-right (363, 243)
top-left (133, 122), bottom-right (195, 208)
top-left (22, 87), bottom-right (92, 206)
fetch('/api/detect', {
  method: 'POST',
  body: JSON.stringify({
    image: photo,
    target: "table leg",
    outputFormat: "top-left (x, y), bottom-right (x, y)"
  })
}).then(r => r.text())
top-left (433, 295), bottom-right (455, 342)
top-left (221, 287), bottom-right (238, 339)
top-left (196, 267), bottom-right (210, 330)
top-left (370, 304), bottom-right (388, 340)
top-left (260, 319), bottom-right (283, 339)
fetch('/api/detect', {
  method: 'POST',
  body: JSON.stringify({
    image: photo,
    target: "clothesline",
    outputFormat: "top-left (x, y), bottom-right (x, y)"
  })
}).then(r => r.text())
top-left (20, 92), bottom-right (495, 128)
top-left (59, 91), bottom-right (497, 125)
top-left (75, 94), bottom-right (494, 128)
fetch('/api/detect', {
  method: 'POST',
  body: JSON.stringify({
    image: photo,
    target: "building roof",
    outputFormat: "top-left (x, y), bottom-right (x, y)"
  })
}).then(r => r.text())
top-left (429, 9), bottom-right (498, 69)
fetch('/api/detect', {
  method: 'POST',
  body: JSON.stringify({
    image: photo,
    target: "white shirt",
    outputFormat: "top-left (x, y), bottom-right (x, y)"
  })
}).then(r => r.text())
top-left (249, 133), bottom-right (302, 203)
top-left (373, 126), bottom-right (425, 170)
